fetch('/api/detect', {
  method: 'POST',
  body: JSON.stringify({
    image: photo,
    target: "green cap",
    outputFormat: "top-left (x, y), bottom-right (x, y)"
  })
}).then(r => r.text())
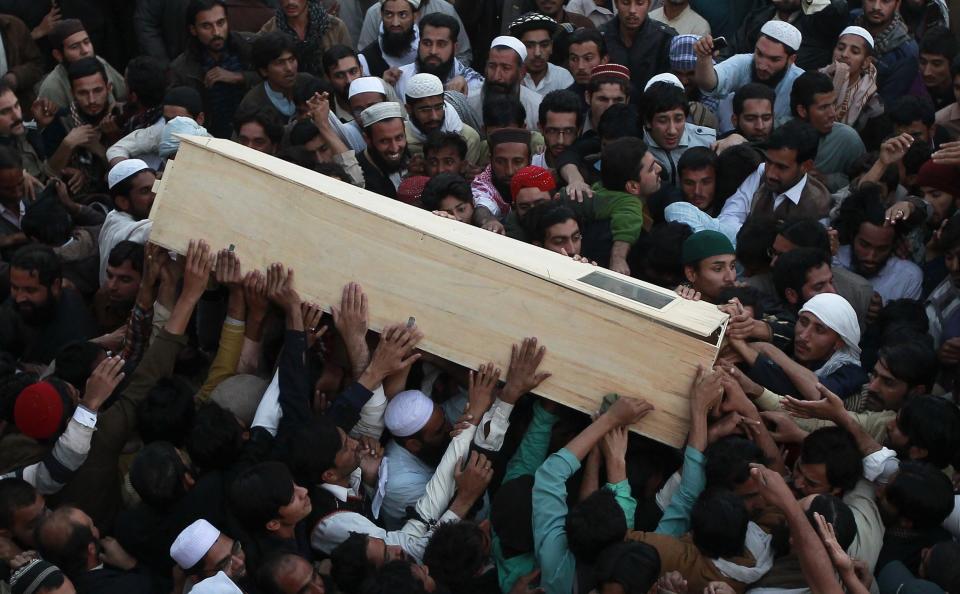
top-left (681, 230), bottom-right (735, 265)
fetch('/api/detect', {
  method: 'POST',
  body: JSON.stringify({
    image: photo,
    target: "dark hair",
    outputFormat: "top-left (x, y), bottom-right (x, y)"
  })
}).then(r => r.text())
top-left (129, 441), bottom-right (188, 509)
top-left (322, 44), bottom-right (359, 76)
top-left (284, 418), bottom-right (343, 486)
top-left (897, 395), bottom-right (960, 468)
top-left (53, 341), bottom-right (105, 390)
top-left (903, 141), bottom-right (932, 176)
top-left (888, 95), bottom-right (936, 127)
top-left (482, 95), bottom-right (526, 129)
top-left (691, 489), bottom-right (748, 559)
top-left (424, 130), bottom-right (468, 160)
top-left (110, 166), bottom-right (156, 200)
top-left (35, 507), bottom-right (96, 579)
top-left (766, 119), bottom-right (819, 164)
top-left (288, 120), bottom-right (321, 147)
top-left (634, 221), bottom-right (693, 288)
top-left (526, 201), bottom-right (579, 244)
top-left (125, 56), bottom-right (167, 109)
top-left (418, 12), bottom-right (460, 40)
top-left (772, 247), bottom-right (831, 303)
top-left (0, 478), bottom-right (36, 531)
top-left (229, 462), bottom-right (296, 533)
top-left (11, 245), bottom-right (62, 287)
top-left (601, 137), bottom-right (649, 192)
top-left (21, 197), bottom-right (73, 246)
top-left (331, 533), bottom-right (373, 593)
top-left (800, 427), bottom-right (862, 494)
top-left (187, 402), bottom-right (244, 472)
top-left (565, 488), bottom-right (626, 564)
top-left (716, 286), bottom-right (765, 317)
top-left (538, 89), bottom-right (583, 128)
top-left (0, 145), bottom-right (22, 170)
top-left (233, 108), bottom-right (284, 145)
top-left (186, 0), bottom-right (227, 28)
top-left (588, 75), bottom-right (629, 96)
top-left (422, 521), bottom-right (488, 591)
top-left (878, 339), bottom-right (938, 391)
top-left (925, 542), bottom-right (960, 593)
top-left (314, 161), bottom-right (349, 180)
top-left (641, 82), bottom-right (688, 123)
top-left (885, 461), bottom-right (954, 529)
top-left (806, 494), bottom-right (856, 550)
top-left (292, 74), bottom-right (333, 105)
top-left (363, 560), bottom-right (431, 594)
top-left (938, 213), bottom-right (960, 252)
top-left (790, 71), bottom-right (834, 117)
top-left (705, 437), bottom-right (766, 489)
top-left (779, 217), bottom-right (831, 257)
top-left (919, 26), bottom-right (959, 61)
top-left (258, 553), bottom-right (329, 594)
top-left (848, 150), bottom-right (899, 194)
top-left (836, 183), bottom-right (894, 245)
top-left (597, 103), bottom-right (641, 141)
top-left (677, 146), bottom-right (716, 177)
top-left (252, 31), bottom-right (297, 71)
top-left (594, 541), bottom-right (660, 594)
top-left (566, 28), bottom-right (607, 57)
top-left (736, 214), bottom-right (778, 274)
top-left (107, 240), bottom-right (145, 274)
top-left (953, 54), bottom-right (960, 79)
top-left (421, 173), bottom-right (471, 211)
top-left (66, 56), bottom-right (107, 85)
top-left (715, 144), bottom-right (764, 202)
top-left (137, 377), bottom-right (195, 447)
top-left (733, 83), bottom-right (776, 116)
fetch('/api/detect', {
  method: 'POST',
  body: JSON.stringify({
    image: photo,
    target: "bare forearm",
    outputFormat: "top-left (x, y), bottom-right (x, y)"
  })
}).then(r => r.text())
top-left (567, 416), bottom-right (616, 460)
top-left (836, 411), bottom-right (882, 456)
top-left (579, 451), bottom-right (601, 501)
top-left (784, 506), bottom-right (844, 594)
top-left (838, 569), bottom-right (870, 594)
top-left (47, 143), bottom-right (74, 174)
top-left (695, 61), bottom-right (718, 92)
top-left (560, 163), bottom-right (584, 185)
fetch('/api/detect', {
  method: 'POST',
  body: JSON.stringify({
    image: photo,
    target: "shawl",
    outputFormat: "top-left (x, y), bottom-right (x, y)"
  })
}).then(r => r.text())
top-left (274, 0), bottom-right (331, 75)
top-left (820, 60), bottom-right (880, 127)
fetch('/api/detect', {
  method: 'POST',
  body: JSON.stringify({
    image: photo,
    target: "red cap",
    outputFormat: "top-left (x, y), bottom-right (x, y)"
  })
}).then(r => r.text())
top-left (397, 176), bottom-right (431, 205)
top-left (14, 382), bottom-right (66, 440)
top-left (511, 165), bottom-right (556, 201)
top-left (590, 63), bottom-right (631, 83)
top-left (915, 161), bottom-right (960, 197)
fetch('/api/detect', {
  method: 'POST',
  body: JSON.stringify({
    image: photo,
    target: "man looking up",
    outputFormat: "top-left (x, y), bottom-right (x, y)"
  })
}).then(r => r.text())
top-left (395, 13), bottom-right (483, 100)
top-left (852, 0), bottom-right (919, 105)
top-left (358, 102), bottom-right (409, 199)
top-left (98, 160), bottom-right (156, 285)
top-left (403, 73), bottom-right (481, 162)
top-left (170, 0), bottom-right (257, 139)
top-left (694, 21), bottom-right (804, 132)
top-left (239, 32), bottom-right (304, 124)
top-left (467, 36), bottom-right (543, 131)
top-left (361, 0), bottom-right (422, 80)
top-left (510, 13), bottom-right (574, 97)
top-left (600, 0), bottom-right (676, 99)
top-left (37, 19), bottom-right (127, 111)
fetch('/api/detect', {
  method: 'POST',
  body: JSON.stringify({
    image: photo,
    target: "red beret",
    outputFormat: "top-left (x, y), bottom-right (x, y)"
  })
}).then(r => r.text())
top-left (14, 382), bottom-right (66, 440)
top-left (398, 176), bottom-right (431, 205)
top-left (510, 165), bottom-right (556, 201)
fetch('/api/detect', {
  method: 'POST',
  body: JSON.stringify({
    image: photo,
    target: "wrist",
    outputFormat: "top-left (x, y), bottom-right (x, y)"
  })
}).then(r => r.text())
top-left (358, 365), bottom-right (387, 390)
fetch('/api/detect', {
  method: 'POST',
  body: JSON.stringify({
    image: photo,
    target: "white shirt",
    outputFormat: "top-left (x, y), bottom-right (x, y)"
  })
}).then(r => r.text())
top-left (836, 245), bottom-right (923, 305)
top-left (521, 63), bottom-right (575, 97)
top-left (565, 0), bottom-right (617, 27)
top-left (717, 163), bottom-right (808, 237)
top-left (105, 117), bottom-right (165, 171)
top-left (395, 59), bottom-right (485, 100)
top-left (649, 5), bottom-right (711, 36)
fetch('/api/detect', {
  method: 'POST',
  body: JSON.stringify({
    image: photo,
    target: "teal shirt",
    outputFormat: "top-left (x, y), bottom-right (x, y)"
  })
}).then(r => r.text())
top-left (656, 446), bottom-right (707, 537)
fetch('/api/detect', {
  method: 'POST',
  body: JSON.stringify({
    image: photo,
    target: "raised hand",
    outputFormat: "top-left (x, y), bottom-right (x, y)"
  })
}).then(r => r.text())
top-left (502, 337), bottom-right (550, 404)
top-left (691, 365), bottom-right (723, 414)
top-left (749, 463), bottom-right (795, 511)
top-left (265, 262), bottom-right (301, 312)
top-left (454, 451), bottom-right (494, 503)
top-left (301, 302), bottom-right (328, 349)
top-left (181, 239), bottom-right (215, 302)
top-left (243, 270), bottom-right (269, 318)
top-left (82, 355), bottom-right (126, 411)
top-left (779, 384), bottom-right (846, 423)
top-left (331, 282), bottom-right (369, 343)
top-left (605, 396), bottom-right (654, 427)
top-left (363, 323), bottom-right (422, 384)
top-left (214, 248), bottom-right (243, 287)
top-left (466, 362), bottom-right (502, 420)
top-left (759, 411), bottom-right (808, 444)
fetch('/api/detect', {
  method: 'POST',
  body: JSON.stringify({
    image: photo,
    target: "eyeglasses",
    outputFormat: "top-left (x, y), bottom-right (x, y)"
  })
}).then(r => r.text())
top-left (211, 540), bottom-right (243, 574)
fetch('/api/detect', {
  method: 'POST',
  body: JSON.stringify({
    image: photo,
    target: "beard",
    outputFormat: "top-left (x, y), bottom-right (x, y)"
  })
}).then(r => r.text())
top-left (371, 143), bottom-right (409, 174)
top-left (751, 63), bottom-right (789, 89)
top-left (15, 298), bottom-right (56, 326)
top-left (382, 27), bottom-right (417, 57)
top-left (493, 177), bottom-right (513, 204)
top-left (414, 436), bottom-right (450, 468)
top-left (484, 79), bottom-right (519, 97)
top-left (417, 54), bottom-right (455, 82)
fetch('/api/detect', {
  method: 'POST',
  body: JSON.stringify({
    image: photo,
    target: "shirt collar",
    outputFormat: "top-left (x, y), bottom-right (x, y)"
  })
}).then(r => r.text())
top-left (319, 467), bottom-right (363, 502)
top-left (782, 173), bottom-right (808, 204)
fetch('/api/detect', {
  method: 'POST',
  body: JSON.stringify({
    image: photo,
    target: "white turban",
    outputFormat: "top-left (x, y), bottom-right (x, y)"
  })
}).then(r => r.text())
top-left (644, 72), bottom-right (685, 92)
top-left (839, 26), bottom-right (875, 49)
top-left (170, 519), bottom-right (220, 570)
top-left (760, 20), bottom-right (802, 52)
top-left (349, 76), bottom-right (386, 99)
top-left (385, 390), bottom-right (435, 437)
top-left (159, 116), bottom-right (210, 158)
top-left (491, 35), bottom-right (527, 62)
top-left (799, 293), bottom-right (861, 378)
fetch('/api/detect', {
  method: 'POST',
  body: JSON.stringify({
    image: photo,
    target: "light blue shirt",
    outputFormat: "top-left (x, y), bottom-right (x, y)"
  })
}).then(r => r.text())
top-left (380, 440), bottom-right (436, 531)
top-left (707, 53), bottom-right (804, 133)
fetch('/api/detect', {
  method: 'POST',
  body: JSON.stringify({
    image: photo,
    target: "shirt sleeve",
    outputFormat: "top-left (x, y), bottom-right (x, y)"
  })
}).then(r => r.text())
top-left (504, 401), bottom-right (559, 483)
top-left (533, 448), bottom-right (580, 594)
top-left (655, 446), bottom-right (707, 537)
top-left (862, 447), bottom-right (900, 486)
top-left (711, 54), bottom-right (753, 96)
top-left (605, 479), bottom-right (637, 528)
top-left (473, 399), bottom-right (514, 452)
top-left (717, 163), bottom-right (761, 232)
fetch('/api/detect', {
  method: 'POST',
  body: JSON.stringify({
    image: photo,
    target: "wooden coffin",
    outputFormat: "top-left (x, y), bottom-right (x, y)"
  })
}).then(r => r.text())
top-left (149, 136), bottom-right (728, 447)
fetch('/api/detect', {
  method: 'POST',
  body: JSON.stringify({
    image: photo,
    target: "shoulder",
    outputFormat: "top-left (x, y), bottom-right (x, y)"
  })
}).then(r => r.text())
top-left (647, 17), bottom-right (677, 38)
top-left (685, 123), bottom-right (716, 144)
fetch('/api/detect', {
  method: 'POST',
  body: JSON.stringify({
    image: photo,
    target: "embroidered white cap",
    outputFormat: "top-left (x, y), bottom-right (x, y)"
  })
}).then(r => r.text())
top-left (107, 158), bottom-right (152, 189)
top-left (384, 389), bottom-right (434, 437)
top-left (839, 26), bottom-right (875, 49)
top-left (490, 35), bottom-right (527, 62)
top-left (760, 20), bottom-right (802, 52)
top-left (644, 72), bottom-right (685, 92)
top-left (360, 101), bottom-right (404, 128)
top-left (348, 76), bottom-right (386, 99)
top-left (405, 73), bottom-right (444, 100)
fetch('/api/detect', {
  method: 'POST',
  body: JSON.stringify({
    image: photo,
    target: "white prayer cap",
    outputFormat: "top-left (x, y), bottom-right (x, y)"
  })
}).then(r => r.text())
top-left (799, 293), bottom-right (861, 357)
top-left (349, 77), bottom-right (385, 99)
top-left (190, 572), bottom-right (244, 594)
top-left (380, 0), bottom-right (421, 8)
top-left (170, 519), bottom-right (220, 570)
top-left (360, 102), bottom-right (404, 128)
top-left (644, 72), bottom-right (685, 92)
top-left (405, 73), bottom-right (444, 100)
top-left (839, 26), bottom-right (875, 49)
top-left (385, 390), bottom-right (435, 437)
top-left (107, 158), bottom-right (152, 189)
top-left (760, 20), bottom-right (802, 52)
top-left (490, 35), bottom-right (527, 62)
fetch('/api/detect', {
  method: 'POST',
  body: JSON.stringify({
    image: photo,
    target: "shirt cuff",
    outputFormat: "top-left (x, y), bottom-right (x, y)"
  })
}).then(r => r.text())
top-left (863, 447), bottom-right (899, 483)
top-left (73, 405), bottom-right (98, 429)
top-left (225, 316), bottom-right (245, 327)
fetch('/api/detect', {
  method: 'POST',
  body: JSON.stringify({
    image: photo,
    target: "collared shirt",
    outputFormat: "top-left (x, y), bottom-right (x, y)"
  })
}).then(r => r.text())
top-left (521, 63), bottom-right (575, 97)
top-left (649, 4), bottom-right (711, 36)
top-left (565, 0), bottom-right (616, 27)
top-left (708, 53), bottom-right (804, 133)
top-left (837, 245), bottom-right (922, 305)
top-left (263, 82), bottom-right (296, 118)
top-left (935, 102), bottom-right (960, 140)
top-left (395, 59), bottom-right (484, 100)
top-left (717, 163), bottom-right (807, 235)
top-left (0, 199), bottom-right (25, 230)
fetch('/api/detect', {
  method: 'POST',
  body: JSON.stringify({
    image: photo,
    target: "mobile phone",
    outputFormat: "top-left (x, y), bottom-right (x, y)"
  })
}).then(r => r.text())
top-left (712, 36), bottom-right (729, 51)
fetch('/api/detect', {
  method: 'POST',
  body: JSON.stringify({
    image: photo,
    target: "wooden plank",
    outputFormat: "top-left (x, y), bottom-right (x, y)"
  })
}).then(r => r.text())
top-left (149, 136), bottom-right (728, 447)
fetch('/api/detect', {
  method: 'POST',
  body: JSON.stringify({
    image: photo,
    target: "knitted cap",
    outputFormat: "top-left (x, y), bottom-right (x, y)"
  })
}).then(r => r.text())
top-left (349, 77), bottom-right (386, 99)
top-left (9, 559), bottom-right (65, 594)
top-left (380, 0), bottom-right (421, 8)
top-left (385, 390), bottom-right (434, 437)
top-left (490, 35), bottom-right (528, 62)
top-left (107, 159), bottom-right (152, 189)
top-left (509, 12), bottom-right (559, 37)
top-left (170, 519), bottom-right (221, 570)
top-left (681, 230), bottom-right (735, 265)
top-left (398, 176), bottom-right (430, 205)
top-left (405, 73), bottom-right (444, 100)
top-left (49, 19), bottom-right (86, 51)
top-left (360, 102), bottom-right (404, 128)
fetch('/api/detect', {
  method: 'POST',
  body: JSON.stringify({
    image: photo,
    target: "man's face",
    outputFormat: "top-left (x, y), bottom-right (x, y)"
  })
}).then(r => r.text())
top-left (541, 219), bottom-right (582, 256)
top-left (274, 557), bottom-right (325, 594)
top-left (535, 0), bottom-right (563, 18)
top-left (733, 477), bottom-right (767, 519)
top-left (419, 24), bottom-right (456, 70)
top-left (190, 5), bottom-right (229, 52)
top-left (768, 234), bottom-right (796, 266)
top-left (921, 186), bottom-right (955, 226)
top-left (349, 92), bottom-right (386, 122)
top-left (515, 187), bottom-right (551, 220)
top-left (369, 118), bottom-right (408, 168)
top-left (438, 195), bottom-right (474, 223)
top-left (333, 428), bottom-right (362, 478)
top-left (542, 111), bottom-right (579, 159)
top-left (635, 152), bottom-right (662, 196)
top-left (568, 42), bottom-right (605, 85)
top-left (763, 147), bottom-right (805, 194)
top-left (383, 0), bottom-right (416, 35)
top-left (801, 91), bottom-right (837, 135)
top-left (883, 413), bottom-right (911, 456)
top-left (0, 91), bottom-right (25, 136)
top-left (408, 95), bottom-right (445, 133)
top-left (59, 31), bottom-right (93, 63)
top-left (795, 263), bottom-right (836, 304)
top-left (485, 48), bottom-right (523, 93)
top-left (6, 493), bottom-right (46, 548)
top-left (686, 255), bottom-right (736, 301)
top-left (834, 34), bottom-right (870, 74)
top-left (648, 107), bottom-right (685, 150)
top-left (10, 267), bottom-right (58, 324)
top-left (615, 0), bottom-right (650, 32)
top-left (920, 52), bottom-right (952, 91)
top-left (852, 222), bottom-right (895, 278)
top-left (753, 36), bottom-right (792, 82)
top-left (587, 82), bottom-right (627, 127)
top-left (521, 29), bottom-right (553, 76)
top-left (104, 260), bottom-right (142, 304)
top-left (491, 142), bottom-right (531, 187)
top-left (202, 534), bottom-right (247, 580)
top-left (792, 460), bottom-right (834, 496)
top-left (862, 0), bottom-right (900, 28)
top-left (119, 171), bottom-right (158, 221)
top-left (328, 57), bottom-right (362, 100)
top-left (237, 121), bottom-right (275, 154)
top-left (867, 358), bottom-right (912, 410)
top-left (280, 0), bottom-right (307, 19)
top-left (425, 146), bottom-right (464, 176)
top-left (673, 69), bottom-right (696, 95)
top-left (0, 167), bottom-right (24, 204)
top-left (894, 120), bottom-right (931, 143)
top-left (262, 51), bottom-right (298, 92)
top-left (680, 166), bottom-right (715, 211)
top-left (276, 483), bottom-right (313, 527)
top-left (304, 134), bottom-right (334, 164)
top-left (366, 537), bottom-right (408, 569)
top-left (794, 311), bottom-right (841, 363)
top-left (71, 73), bottom-right (110, 118)
top-left (733, 98), bottom-right (774, 141)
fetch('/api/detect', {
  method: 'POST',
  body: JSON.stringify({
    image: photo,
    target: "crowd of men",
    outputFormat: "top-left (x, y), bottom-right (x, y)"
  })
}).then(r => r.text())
top-left (2, 0), bottom-right (960, 593)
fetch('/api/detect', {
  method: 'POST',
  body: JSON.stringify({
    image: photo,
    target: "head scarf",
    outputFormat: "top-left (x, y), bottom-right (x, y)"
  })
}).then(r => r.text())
top-left (798, 293), bottom-right (861, 378)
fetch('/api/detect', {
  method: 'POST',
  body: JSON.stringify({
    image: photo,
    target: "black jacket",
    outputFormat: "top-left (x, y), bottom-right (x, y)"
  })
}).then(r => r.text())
top-left (358, 149), bottom-right (399, 200)
top-left (600, 16), bottom-right (676, 102)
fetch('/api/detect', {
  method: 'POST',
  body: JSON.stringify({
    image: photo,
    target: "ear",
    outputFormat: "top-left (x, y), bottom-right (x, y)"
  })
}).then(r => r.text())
top-left (599, 56), bottom-right (609, 66)
top-left (796, 104), bottom-right (808, 121)
top-left (787, 54), bottom-right (797, 66)
top-left (321, 468), bottom-right (339, 484)
top-left (129, 91), bottom-right (140, 105)
top-left (106, 82), bottom-right (113, 97)
top-left (114, 194), bottom-right (130, 213)
top-left (908, 384), bottom-right (928, 397)
top-left (684, 264), bottom-right (697, 284)
top-left (189, 24), bottom-right (197, 38)
top-left (800, 158), bottom-right (814, 174)
top-left (50, 278), bottom-right (62, 300)
top-left (182, 471), bottom-right (196, 490)
top-left (784, 288), bottom-right (799, 306)
top-left (52, 49), bottom-right (64, 64)
top-left (265, 519), bottom-right (282, 533)
top-left (624, 179), bottom-right (642, 196)
top-left (731, 114), bottom-right (739, 128)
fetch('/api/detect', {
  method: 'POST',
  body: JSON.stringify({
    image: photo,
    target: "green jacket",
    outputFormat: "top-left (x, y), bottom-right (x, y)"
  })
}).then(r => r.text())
top-left (561, 183), bottom-right (645, 245)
